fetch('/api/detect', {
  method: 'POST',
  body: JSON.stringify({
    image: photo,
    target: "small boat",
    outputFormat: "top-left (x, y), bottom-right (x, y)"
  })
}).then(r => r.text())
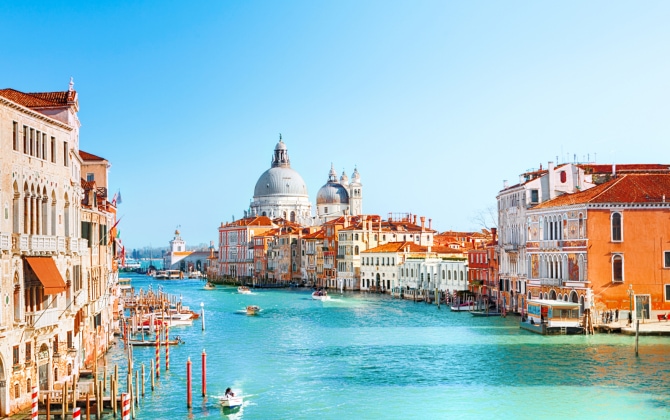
top-left (127, 337), bottom-right (184, 346)
top-left (238, 286), bottom-right (251, 294)
top-left (204, 282), bottom-right (216, 290)
top-left (470, 310), bottom-right (503, 317)
top-left (450, 301), bottom-right (475, 312)
top-left (311, 290), bottom-right (331, 301)
top-left (220, 395), bottom-right (243, 408)
top-left (246, 305), bottom-right (260, 315)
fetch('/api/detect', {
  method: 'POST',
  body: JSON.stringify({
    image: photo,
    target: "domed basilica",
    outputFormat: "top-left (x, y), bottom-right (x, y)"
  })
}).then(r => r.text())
top-left (249, 136), bottom-right (362, 225)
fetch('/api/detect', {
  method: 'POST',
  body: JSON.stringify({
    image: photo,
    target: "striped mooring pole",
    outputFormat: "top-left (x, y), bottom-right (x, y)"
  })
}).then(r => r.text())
top-left (31, 386), bottom-right (38, 419)
top-left (122, 392), bottom-right (131, 420)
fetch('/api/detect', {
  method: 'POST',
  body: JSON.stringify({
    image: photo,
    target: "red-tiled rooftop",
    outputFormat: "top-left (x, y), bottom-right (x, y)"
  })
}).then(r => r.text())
top-left (0, 88), bottom-right (76, 108)
top-left (534, 173), bottom-right (670, 208)
top-left (80, 150), bottom-right (106, 161)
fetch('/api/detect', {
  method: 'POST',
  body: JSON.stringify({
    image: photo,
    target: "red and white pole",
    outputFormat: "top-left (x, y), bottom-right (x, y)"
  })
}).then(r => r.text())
top-left (155, 331), bottom-right (160, 378)
top-left (31, 386), bottom-right (38, 419)
top-left (122, 392), bottom-right (130, 420)
top-left (73, 407), bottom-right (81, 420)
top-left (165, 326), bottom-right (170, 371)
top-left (186, 357), bottom-right (192, 408)
top-left (201, 349), bottom-right (207, 397)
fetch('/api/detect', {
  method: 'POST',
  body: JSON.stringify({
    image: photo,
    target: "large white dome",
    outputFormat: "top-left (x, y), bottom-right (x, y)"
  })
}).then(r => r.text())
top-left (254, 166), bottom-right (308, 197)
top-left (250, 137), bottom-right (312, 223)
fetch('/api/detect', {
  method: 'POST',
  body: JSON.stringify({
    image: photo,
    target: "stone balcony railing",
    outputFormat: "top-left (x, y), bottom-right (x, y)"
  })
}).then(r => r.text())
top-left (25, 307), bottom-right (60, 330)
top-left (0, 233), bottom-right (10, 252)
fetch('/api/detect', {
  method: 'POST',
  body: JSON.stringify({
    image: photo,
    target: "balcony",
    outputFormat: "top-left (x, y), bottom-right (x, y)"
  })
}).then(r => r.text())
top-left (25, 307), bottom-right (60, 329)
top-left (0, 233), bottom-right (10, 251)
top-left (30, 235), bottom-right (58, 253)
top-left (539, 240), bottom-right (562, 251)
top-left (539, 278), bottom-right (562, 287)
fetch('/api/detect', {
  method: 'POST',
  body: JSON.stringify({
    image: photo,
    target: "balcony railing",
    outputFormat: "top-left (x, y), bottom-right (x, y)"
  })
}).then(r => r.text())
top-left (539, 240), bottom-right (562, 251)
top-left (539, 278), bottom-right (562, 286)
top-left (25, 308), bottom-right (60, 329)
top-left (0, 233), bottom-right (10, 252)
top-left (30, 235), bottom-right (58, 253)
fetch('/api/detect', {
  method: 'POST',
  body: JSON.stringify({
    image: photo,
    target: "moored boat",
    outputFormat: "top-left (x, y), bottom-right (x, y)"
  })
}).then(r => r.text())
top-left (470, 310), bottom-right (503, 317)
top-left (450, 301), bottom-right (475, 312)
top-left (520, 299), bottom-right (584, 335)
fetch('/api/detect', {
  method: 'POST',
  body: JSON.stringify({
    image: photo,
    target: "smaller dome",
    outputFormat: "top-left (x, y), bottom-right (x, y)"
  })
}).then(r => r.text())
top-left (340, 170), bottom-right (349, 187)
top-left (275, 139), bottom-right (287, 151)
top-left (317, 183), bottom-right (349, 205)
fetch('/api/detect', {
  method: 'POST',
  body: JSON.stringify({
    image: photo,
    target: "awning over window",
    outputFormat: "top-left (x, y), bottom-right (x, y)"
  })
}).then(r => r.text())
top-left (25, 257), bottom-right (67, 295)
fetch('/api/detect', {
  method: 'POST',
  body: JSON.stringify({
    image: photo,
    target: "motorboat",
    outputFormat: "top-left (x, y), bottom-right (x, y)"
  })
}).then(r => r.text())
top-left (127, 337), bottom-right (184, 346)
top-left (220, 395), bottom-right (243, 408)
top-left (450, 301), bottom-right (475, 312)
top-left (470, 310), bottom-right (503, 317)
top-left (204, 282), bottom-right (216, 290)
top-left (246, 305), bottom-right (260, 315)
top-left (155, 270), bottom-right (182, 279)
top-left (238, 286), bottom-right (251, 294)
top-left (312, 291), bottom-right (331, 301)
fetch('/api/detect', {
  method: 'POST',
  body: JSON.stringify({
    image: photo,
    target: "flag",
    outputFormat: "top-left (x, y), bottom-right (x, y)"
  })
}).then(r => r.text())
top-left (111, 192), bottom-right (118, 206)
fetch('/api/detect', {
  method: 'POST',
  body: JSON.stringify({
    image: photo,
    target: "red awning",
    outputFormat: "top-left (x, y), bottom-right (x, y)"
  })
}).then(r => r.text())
top-left (25, 257), bottom-right (67, 295)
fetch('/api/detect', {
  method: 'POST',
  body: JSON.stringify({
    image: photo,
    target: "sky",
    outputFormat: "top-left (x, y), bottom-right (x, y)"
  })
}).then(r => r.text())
top-left (2, 1), bottom-right (669, 250)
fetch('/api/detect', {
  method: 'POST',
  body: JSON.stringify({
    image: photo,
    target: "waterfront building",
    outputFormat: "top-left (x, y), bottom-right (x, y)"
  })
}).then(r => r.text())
top-left (249, 137), bottom-right (312, 224)
top-left (495, 161), bottom-right (669, 313)
top-left (217, 216), bottom-right (276, 282)
top-left (0, 84), bottom-right (117, 416)
top-left (162, 230), bottom-right (215, 275)
top-left (361, 242), bottom-right (467, 295)
top-left (526, 172), bottom-right (670, 321)
top-left (337, 214), bottom-right (436, 291)
top-left (302, 228), bottom-right (324, 287)
top-left (264, 220), bottom-right (303, 285)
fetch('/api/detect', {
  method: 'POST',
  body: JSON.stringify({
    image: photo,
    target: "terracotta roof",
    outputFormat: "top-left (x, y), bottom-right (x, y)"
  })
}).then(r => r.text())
top-left (80, 150), bottom-right (106, 161)
top-left (363, 242), bottom-right (426, 253)
top-left (533, 173), bottom-right (670, 209)
top-left (223, 216), bottom-right (275, 228)
top-left (579, 163), bottom-right (670, 174)
top-left (0, 88), bottom-right (76, 108)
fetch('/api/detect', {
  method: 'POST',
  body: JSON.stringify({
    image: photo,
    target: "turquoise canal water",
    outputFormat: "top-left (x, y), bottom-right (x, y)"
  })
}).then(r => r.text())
top-left (110, 274), bottom-right (670, 419)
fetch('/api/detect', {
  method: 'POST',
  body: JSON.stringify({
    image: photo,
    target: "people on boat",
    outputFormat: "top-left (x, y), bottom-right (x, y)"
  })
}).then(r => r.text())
top-left (225, 387), bottom-right (235, 397)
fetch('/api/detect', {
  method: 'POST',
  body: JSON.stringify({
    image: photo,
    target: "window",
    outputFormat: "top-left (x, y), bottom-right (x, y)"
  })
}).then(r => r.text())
top-left (25, 342), bottom-right (31, 363)
top-left (63, 141), bottom-right (69, 167)
top-left (611, 212), bottom-right (622, 242)
top-left (13, 121), bottom-right (19, 150)
top-left (665, 251), bottom-right (670, 268)
top-left (23, 126), bottom-right (28, 153)
top-left (530, 189), bottom-right (539, 204)
top-left (67, 331), bottom-right (73, 348)
top-left (51, 137), bottom-right (56, 162)
top-left (13, 345), bottom-right (19, 365)
top-left (86, 173), bottom-right (94, 182)
top-left (612, 254), bottom-right (623, 282)
top-left (666, 285), bottom-right (670, 302)
top-left (42, 133), bottom-right (47, 159)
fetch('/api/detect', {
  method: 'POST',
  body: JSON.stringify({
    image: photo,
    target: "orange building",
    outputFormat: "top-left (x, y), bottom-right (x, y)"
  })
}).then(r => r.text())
top-left (526, 173), bottom-right (670, 321)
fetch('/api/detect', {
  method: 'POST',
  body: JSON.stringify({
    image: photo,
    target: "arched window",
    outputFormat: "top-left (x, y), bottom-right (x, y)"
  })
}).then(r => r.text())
top-left (611, 212), bottom-right (622, 241)
top-left (354, 246), bottom-right (359, 255)
top-left (612, 254), bottom-right (624, 282)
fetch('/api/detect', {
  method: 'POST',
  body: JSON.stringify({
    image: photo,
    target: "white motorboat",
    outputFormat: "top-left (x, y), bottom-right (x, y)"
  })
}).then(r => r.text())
top-left (312, 291), bottom-right (331, 301)
top-left (220, 395), bottom-right (243, 408)
top-left (450, 301), bottom-right (475, 312)
top-left (238, 286), bottom-right (251, 294)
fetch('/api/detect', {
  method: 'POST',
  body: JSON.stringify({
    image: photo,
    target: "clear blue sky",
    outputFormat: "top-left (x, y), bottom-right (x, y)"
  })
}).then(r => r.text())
top-left (2, 1), bottom-right (669, 249)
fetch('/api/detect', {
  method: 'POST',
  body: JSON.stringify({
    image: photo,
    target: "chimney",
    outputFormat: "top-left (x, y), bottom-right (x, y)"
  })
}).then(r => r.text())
top-left (413, 215), bottom-right (417, 224)
top-left (548, 161), bottom-right (555, 199)
top-left (429, 219), bottom-right (432, 230)
top-left (420, 216), bottom-right (425, 232)
top-left (491, 227), bottom-right (497, 243)
top-left (612, 163), bottom-right (616, 178)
